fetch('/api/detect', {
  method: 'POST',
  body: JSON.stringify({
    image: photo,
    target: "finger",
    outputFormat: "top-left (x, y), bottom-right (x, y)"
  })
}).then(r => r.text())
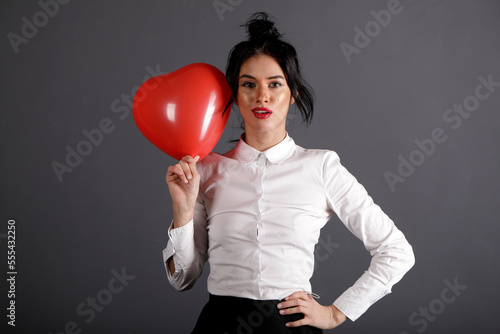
top-left (178, 160), bottom-right (192, 181)
top-left (181, 155), bottom-right (194, 162)
top-left (166, 165), bottom-right (183, 181)
top-left (279, 305), bottom-right (297, 315)
top-left (166, 165), bottom-right (177, 178)
top-left (183, 155), bottom-right (200, 181)
top-left (285, 317), bottom-right (309, 328)
top-left (279, 304), bottom-right (310, 316)
top-left (181, 155), bottom-right (199, 179)
top-left (189, 156), bottom-right (200, 175)
top-left (173, 163), bottom-right (189, 184)
top-left (285, 291), bottom-right (311, 302)
top-left (277, 298), bottom-right (304, 310)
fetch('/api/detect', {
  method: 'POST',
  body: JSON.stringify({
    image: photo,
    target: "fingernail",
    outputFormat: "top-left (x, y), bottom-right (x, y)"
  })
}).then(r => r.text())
top-left (285, 323), bottom-right (290, 327)
top-left (194, 156), bottom-right (200, 162)
top-left (277, 304), bottom-right (282, 308)
top-left (279, 310), bottom-right (284, 315)
top-left (187, 175), bottom-right (192, 180)
top-left (285, 297), bottom-right (289, 301)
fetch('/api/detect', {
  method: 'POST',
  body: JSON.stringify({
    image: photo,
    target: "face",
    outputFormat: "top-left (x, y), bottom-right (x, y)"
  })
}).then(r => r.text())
top-left (236, 54), bottom-right (294, 137)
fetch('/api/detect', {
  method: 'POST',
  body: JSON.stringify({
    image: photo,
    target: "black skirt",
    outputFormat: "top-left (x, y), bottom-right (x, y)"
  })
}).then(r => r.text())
top-left (191, 294), bottom-right (323, 334)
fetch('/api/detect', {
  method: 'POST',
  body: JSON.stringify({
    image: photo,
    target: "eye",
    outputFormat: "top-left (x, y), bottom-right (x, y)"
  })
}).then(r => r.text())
top-left (241, 82), bottom-right (255, 88)
top-left (269, 82), bottom-right (282, 88)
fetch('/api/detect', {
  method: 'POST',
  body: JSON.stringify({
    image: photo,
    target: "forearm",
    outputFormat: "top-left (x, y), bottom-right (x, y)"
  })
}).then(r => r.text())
top-left (169, 201), bottom-right (197, 273)
top-left (172, 203), bottom-right (194, 229)
top-left (166, 256), bottom-right (203, 291)
top-left (163, 215), bottom-right (207, 291)
top-left (334, 235), bottom-right (415, 320)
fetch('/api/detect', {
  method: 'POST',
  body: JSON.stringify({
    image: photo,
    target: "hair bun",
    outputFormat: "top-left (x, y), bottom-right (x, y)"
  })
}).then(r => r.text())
top-left (244, 12), bottom-right (281, 42)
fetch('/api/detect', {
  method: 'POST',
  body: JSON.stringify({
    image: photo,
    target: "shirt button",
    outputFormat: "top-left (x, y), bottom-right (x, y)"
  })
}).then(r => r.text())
top-left (258, 167), bottom-right (265, 174)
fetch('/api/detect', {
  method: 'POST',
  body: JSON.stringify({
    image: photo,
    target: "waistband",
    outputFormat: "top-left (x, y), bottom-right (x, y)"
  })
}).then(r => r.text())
top-left (209, 293), bottom-right (283, 304)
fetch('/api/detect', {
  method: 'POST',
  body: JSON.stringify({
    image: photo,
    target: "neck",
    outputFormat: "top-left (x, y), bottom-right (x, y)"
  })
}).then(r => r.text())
top-left (243, 130), bottom-right (287, 151)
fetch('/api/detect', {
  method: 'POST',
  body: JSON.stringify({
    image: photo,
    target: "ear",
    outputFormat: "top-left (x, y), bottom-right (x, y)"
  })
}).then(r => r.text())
top-left (290, 91), bottom-right (297, 105)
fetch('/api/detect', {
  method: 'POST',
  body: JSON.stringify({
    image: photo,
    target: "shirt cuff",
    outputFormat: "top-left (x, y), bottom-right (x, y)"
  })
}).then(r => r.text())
top-left (332, 274), bottom-right (391, 321)
top-left (162, 219), bottom-right (195, 270)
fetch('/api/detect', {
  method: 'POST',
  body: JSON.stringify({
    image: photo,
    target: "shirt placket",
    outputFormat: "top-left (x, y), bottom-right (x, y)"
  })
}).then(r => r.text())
top-left (254, 153), bottom-right (267, 298)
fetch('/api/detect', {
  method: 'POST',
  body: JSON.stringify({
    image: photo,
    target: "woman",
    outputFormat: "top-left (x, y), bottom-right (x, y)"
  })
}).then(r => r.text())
top-left (163, 12), bottom-right (415, 333)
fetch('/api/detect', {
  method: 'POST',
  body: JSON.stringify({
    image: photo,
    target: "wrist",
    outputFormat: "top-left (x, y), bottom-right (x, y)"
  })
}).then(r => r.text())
top-left (172, 209), bottom-right (193, 229)
top-left (328, 304), bottom-right (347, 326)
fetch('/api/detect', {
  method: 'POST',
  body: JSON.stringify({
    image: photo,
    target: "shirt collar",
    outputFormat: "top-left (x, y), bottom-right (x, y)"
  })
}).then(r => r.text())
top-left (233, 132), bottom-right (296, 165)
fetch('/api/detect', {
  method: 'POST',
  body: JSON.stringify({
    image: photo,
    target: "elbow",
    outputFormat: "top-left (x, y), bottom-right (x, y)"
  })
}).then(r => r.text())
top-left (391, 233), bottom-right (416, 273)
top-left (168, 272), bottom-right (196, 292)
top-left (167, 264), bottom-right (203, 292)
top-left (172, 280), bottom-right (195, 292)
top-left (402, 241), bottom-right (416, 273)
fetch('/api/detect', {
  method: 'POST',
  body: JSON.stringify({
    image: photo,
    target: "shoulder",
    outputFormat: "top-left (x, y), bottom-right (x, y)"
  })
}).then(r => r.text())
top-left (197, 148), bottom-right (238, 167)
top-left (196, 149), bottom-right (238, 181)
top-left (282, 144), bottom-right (344, 183)
top-left (196, 152), bottom-right (223, 172)
top-left (292, 145), bottom-right (353, 186)
top-left (293, 144), bottom-right (341, 165)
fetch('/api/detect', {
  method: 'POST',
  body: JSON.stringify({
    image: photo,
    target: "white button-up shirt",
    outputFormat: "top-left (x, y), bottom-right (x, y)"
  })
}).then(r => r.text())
top-left (163, 134), bottom-right (414, 321)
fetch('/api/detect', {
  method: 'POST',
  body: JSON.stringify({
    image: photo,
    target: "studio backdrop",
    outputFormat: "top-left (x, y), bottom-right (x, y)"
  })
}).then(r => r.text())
top-left (1, 1), bottom-right (499, 333)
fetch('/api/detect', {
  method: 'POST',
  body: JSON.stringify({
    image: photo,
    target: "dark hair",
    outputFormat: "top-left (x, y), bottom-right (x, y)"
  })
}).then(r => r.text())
top-left (225, 12), bottom-right (314, 125)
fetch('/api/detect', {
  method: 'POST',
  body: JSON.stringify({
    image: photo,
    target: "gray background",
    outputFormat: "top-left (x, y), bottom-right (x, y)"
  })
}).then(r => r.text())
top-left (1, 0), bottom-right (499, 333)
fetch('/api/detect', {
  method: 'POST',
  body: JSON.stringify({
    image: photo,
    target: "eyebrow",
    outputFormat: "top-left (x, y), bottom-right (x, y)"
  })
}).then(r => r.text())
top-left (239, 74), bottom-right (285, 80)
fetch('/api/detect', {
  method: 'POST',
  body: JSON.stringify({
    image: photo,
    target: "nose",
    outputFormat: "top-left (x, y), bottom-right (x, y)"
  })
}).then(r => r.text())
top-left (256, 86), bottom-right (269, 103)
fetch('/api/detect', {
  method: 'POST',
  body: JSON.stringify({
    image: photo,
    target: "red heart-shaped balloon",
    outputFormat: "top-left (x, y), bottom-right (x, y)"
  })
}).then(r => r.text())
top-left (133, 63), bottom-right (232, 160)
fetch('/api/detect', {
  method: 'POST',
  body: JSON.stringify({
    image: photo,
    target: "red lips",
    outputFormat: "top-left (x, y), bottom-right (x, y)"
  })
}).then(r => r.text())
top-left (251, 107), bottom-right (273, 119)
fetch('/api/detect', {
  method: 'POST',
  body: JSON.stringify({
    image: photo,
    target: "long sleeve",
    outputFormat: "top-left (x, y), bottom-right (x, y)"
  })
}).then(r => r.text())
top-left (322, 152), bottom-right (415, 321)
top-left (161, 136), bottom-right (414, 308)
top-left (162, 193), bottom-right (208, 291)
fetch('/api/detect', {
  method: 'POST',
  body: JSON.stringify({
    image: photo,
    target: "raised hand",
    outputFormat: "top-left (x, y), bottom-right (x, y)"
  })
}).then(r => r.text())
top-left (166, 155), bottom-right (200, 228)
